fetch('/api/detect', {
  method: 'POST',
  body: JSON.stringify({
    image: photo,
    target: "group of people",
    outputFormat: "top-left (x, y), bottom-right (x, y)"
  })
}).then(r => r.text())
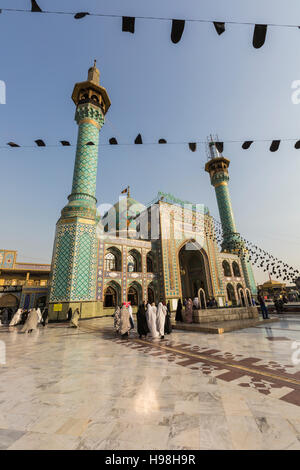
top-left (0, 307), bottom-right (49, 332)
top-left (114, 300), bottom-right (172, 340)
top-left (174, 298), bottom-right (194, 323)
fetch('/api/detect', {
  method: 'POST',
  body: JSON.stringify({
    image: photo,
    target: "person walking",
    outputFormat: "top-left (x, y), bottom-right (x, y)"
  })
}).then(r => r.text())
top-left (146, 303), bottom-right (159, 339)
top-left (257, 293), bottom-right (269, 319)
top-left (156, 301), bottom-right (167, 339)
top-left (67, 308), bottom-right (73, 322)
top-left (175, 299), bottom-right (183, 322)
top-left (128, 302), bottom-right (135, 330)
top-left (21, 308), bottom-right (39, 333)
top-left (41, 308), bottom-right (48, 327)
top-left (36, 308), bottom-right (42, 324)
top-left (185, 298), bottom-right (193, 323)
top-left (113, 306), bottom-right (121, 335)
top-left (136, 301), bottom-right (149, 339)
top-left (70, 308), bottom-right (80, 328)
top-left (164, 301), bottom-right (172, 335)
top-left (120, 302), bottom-right (131, 339)
top-left (9, 308), bottom-right (23, 326)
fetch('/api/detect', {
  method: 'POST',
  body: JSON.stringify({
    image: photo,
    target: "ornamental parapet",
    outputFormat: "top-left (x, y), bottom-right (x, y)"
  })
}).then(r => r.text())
top-left (75, 103), bottom-right (105, 128)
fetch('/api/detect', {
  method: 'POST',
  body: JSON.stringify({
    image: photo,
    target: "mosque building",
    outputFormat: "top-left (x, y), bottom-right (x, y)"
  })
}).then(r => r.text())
top-left (47, 62), bottom-right (258, 322)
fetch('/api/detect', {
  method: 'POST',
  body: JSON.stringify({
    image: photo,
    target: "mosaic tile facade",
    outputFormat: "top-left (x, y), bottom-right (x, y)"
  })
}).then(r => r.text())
top-left (0, 250), bottom-right (16, 268)
top-left (207, 160), bottom-right (257, 297)
top-left (49, 101), bottom-right (103, 305)
top-left (50, 222), bottom-right (97, 303)
top-left (71, 120), bottom-right (101, 197)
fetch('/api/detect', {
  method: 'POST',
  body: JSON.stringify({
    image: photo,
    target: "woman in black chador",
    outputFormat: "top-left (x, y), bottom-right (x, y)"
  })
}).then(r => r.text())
top-left (175, 298), bottom-right (183, 322)
top-left (136, 301), bottom-right (150, 339)
top-left (164, 301), bottom-right (172, 335)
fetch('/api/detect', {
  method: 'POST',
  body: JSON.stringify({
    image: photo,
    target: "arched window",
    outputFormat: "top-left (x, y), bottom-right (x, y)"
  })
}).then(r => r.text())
top-left (127, 254), bottom-right (137, 273)
top-left (147, 252), bottom-right (154, 272)
top-left (232, 261), bottom-right (241, 277)
top-left (237, 283), bottom-right (245, 306)
top-left (222, 260), bottom-right (232, 277)
top-left (246, 289), bottom-right (252, 306)
top-left (105, 252), bottom-right (116, 271)
top-left (127, 250), bottom-right (141, 272)
top-left (226, 283), bottom-right (236, 306)
top-left (104, 247), bottom-right (121, 271)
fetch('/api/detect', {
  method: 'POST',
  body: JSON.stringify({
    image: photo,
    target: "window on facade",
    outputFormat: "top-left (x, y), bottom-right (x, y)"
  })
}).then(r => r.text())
top-left (226, 283), bottom-right (236, 305)
top-left (105, 252), bottom-right (116, 271)
top-left (222, 260), bottom-right (231, 277)
top-left (104, 286), bottom-right (117, 307)
top-left (127, 254), bottom-right (137, 273)
top-left (232, 262), bottom-right (241, 277)
top-left (147, 254), bottom-right (154, 272)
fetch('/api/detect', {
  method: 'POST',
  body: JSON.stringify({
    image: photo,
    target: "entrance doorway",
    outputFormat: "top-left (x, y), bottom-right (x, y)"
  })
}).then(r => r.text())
top-left (179, 241), bottom-right (212, 301)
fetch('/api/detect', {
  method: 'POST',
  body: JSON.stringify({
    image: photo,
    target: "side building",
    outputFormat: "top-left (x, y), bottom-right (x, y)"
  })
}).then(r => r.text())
top-left (0, 249), bottom-right (50, 310)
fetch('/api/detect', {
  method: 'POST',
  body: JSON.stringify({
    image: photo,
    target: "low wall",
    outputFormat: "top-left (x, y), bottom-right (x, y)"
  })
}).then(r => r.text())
top-left (192, 306), bottom-right (259, 324)
top-left (48, 301), bottom-right (139, 321)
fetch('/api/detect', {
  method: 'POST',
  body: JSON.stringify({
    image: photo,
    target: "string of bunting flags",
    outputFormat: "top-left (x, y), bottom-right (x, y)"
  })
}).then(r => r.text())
top-left (2, 1), bottom-right (300, 48)
top-left (3, 135), bottom-right (300, 152)
top-left (204, 217), bottom-right (299, 283)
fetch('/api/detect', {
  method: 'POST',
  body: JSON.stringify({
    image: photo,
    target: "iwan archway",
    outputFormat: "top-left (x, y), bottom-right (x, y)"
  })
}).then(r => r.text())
top-left (178, 241), bottom-right (213, 301)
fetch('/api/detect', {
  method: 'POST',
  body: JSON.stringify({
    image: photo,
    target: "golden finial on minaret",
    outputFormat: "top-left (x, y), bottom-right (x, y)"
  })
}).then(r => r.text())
top-left (88, 59), bottom-right (100, 85)
top-left (72, 60), bottom-right (111, 114)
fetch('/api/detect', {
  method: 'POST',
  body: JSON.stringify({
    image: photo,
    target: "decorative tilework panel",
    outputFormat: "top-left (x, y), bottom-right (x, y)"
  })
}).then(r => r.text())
top-left (71, 122), bottom-right (100, 197)
top-left (74, 232), bottom-right (92, 299)
top-left (52, 231), bottom-right (72, 301)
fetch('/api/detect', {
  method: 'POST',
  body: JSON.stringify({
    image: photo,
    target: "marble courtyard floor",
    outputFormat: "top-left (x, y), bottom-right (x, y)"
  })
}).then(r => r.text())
top-left (0, 315), bottom-right (300, 450)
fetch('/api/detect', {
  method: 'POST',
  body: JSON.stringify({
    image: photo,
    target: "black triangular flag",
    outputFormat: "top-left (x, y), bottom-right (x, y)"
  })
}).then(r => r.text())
top-left (242, 141), bottom-right (253, 149)
top-left (122, 17), bottom-right (135, 34)
top-left (7, 142), bottom-right (20, 147)
top-left (213, 22), bottom-right (225, 35)
top-left (31, 0), bottom-right (42, 12)
top-left (295, 140), bottom-right (300, 149)
top-left (135, 134), bottom-right (143, 144)
top-left (158, 139), bottom-right (167, 144)
top-left (215, 141), bottom-right (223, 153)
top-left (253, 24), bottom-right (267, 49)
top-left (74, 12), bottom-right (90, 20)
top-left (35, 139), bottom-right (45, 147)
top-left (86, 141), bottom-right (95, 146)
top-left (188, 143), bottom-right (196, 152)
top-left (270, 140), bottom-right (280, 152)
top-left (60, 140), bottom-right (70, 146)
top-left (109, 138), bottom-right (118, 145)
top-left (171, 19), bottom-right (185, 44)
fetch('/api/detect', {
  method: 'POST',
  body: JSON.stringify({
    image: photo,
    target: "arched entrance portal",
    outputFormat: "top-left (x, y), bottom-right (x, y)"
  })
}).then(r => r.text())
top-left (237, 284), bottom-right (246, 307)
top-left (179, 241), bottom-right (212, 301)
top-left (245, 289), bottom-right (252, 306)
top-left (198, 288), bottom-right (207, 309)
top-left (127, 282), bottom-right (142, 306)
top-left (104, 281), bottom-right (121, 308)
top-left (0, 294), bottom-right (18, 308)
top-left (226, 283), bottom-right (236, 306)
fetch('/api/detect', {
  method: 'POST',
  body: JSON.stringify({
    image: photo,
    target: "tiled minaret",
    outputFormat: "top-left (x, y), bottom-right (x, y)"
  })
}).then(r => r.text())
top-left (48, 61), bottom-right (111, 319)
top-left (205, 142), bottom-right (257, 295)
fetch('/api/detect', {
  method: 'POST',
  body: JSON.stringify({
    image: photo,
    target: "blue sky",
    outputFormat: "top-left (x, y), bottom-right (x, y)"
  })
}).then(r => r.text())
top-left (0, 0), bottom-right (300, 284)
